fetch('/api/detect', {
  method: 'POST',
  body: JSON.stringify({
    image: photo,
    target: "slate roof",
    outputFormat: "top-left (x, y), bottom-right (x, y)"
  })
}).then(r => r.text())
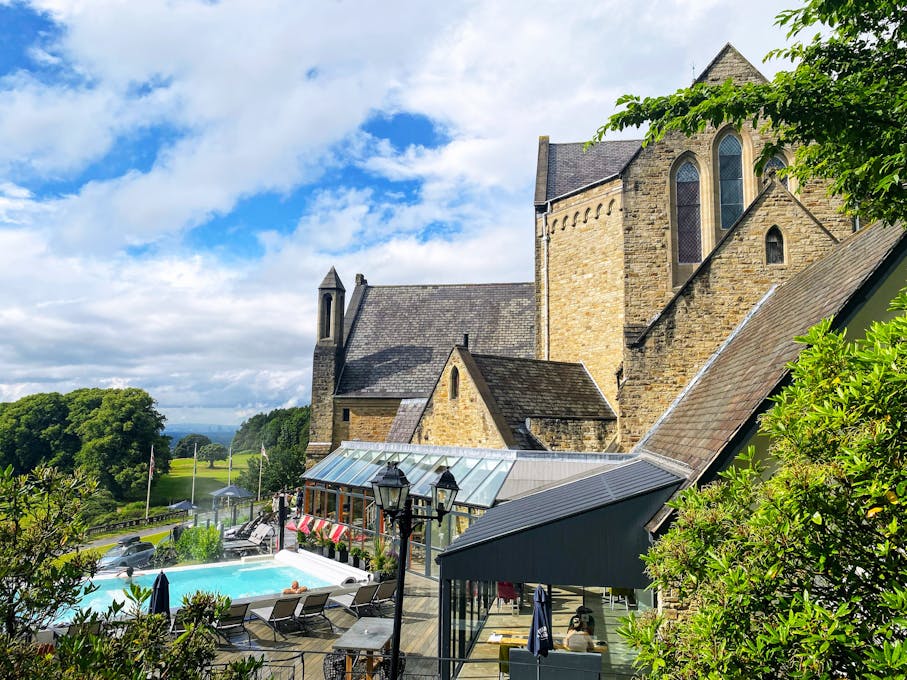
top-left (338, 283), bottom-right (535, 397)
top-left (441, 458), bottom-right (682, 556)
top-left (638, 224), bottom-right (907, 529)
top-left (385, 398), bottom-right (428, 443)
top-left (469, 354), bottom-right (616, 449)
top-left (539, 140), bottom-right (640, 203)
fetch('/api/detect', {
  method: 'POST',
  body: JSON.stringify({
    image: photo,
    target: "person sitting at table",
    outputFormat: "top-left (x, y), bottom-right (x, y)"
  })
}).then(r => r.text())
top-left (283, 580), bottom-right (308, 595)
top-left (564, 615), bottom-right (595, 652)
top-left (574, 605), bottom-right (596, 635)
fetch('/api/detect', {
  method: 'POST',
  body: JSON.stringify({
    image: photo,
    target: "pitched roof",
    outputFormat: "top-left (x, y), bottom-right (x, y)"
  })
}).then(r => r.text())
top-left (468, 353), bottom-right (616, 449)
top-left (536, 139), bottom-right (640, 204)
top-left (337, 283), bottom-right (535, 397)
top-left (694, 43), bottom-right (768, 86)
top-left (638, 224), bottom-right (907, 529)
top-left (385, 398), bottom-right (428, 443)
top-left (319, 266), bottom-right (345, 290)
top-left (441, 458), bottom-right (682, 556)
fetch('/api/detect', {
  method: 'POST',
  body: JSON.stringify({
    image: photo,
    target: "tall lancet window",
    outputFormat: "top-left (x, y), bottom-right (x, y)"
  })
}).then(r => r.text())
top-left (718, 134), bottom-right (744, 228)
top-left (320, 294), bottom-right (332, 339)
top-left (764, 155), bottom-right (788, 188)
top-left (766, 226), bottom-right (785, 264)
top-left (676, 161), bottom-right (702, 263)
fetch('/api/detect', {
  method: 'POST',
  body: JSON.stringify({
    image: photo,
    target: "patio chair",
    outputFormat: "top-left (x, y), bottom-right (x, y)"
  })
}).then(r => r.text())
top-left (297, 514), bottom-right (315, 534)
top-left (329, 582), bottom-right (379, 618)
top-left (496, 582), bottom-right (520, 614)
top-left (250, 596), bottom-right (302, 640)
top-left (311, 518), bottom-right (330, 535)
top-left (370, 579), bottom-right (397, 617)
top-left (169, 607), bottom-right (192, 638)
top-left (212, 602), bottom-right (251, 646)
top-left (295, 591), bottom-right (334, 633)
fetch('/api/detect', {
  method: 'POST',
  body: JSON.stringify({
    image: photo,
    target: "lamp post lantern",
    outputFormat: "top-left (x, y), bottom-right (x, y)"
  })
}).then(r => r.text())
top-left (371, 462), bottom-right (459, 680)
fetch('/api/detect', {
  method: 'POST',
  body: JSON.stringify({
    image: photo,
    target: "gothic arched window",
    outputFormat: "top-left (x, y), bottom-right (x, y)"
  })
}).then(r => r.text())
top-left (449, 367), bottom-right (459, 400)
top-left (764, 155), bottom-right (788, 188)
top-left (675, 161), bottom-right (702, 264)
top-left (766, 225), bottom-right (784, 264)
top-left (718, 134), bottom-right (744, 228)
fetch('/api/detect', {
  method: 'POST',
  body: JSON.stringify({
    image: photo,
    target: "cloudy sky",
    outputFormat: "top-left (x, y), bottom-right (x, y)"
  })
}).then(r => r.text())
top-left (0, 0), bottom-right (795, 427)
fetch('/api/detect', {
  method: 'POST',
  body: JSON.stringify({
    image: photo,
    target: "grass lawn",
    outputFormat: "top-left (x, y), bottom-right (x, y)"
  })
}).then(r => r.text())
top-left (150, 452), bottom-right (260, 507)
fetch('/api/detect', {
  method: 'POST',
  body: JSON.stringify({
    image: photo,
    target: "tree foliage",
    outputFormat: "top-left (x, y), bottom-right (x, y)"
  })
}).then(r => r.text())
top-left (172, 433), bottom-right (212, 459)
top-left (0, 388), bottom-right (170, 500)
top-left (231, 406), bottom-right (309, 454)
top-left (198, 442), bottom-right (227, 469)
top-left (622, 291), bottom-right (907, 678)
top-left (237, 445), bottom-right (306, 498)
top-left (595, 0), bottom-right (907, 226)
top-left (0, 465), bottom-right (260, 678)
top-left (0, 465), bottom-right (98, 638)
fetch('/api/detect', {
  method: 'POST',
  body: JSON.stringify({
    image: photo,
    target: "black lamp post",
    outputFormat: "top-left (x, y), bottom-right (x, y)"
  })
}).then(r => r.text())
top-left (371, 463), bottom-right (459, 680)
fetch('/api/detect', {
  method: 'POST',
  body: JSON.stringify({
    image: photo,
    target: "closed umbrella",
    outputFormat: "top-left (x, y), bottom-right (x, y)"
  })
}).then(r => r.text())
top-left (149, 571), bottom-right (170, 618)
top-left (527, 584), bottom-right (553, 658)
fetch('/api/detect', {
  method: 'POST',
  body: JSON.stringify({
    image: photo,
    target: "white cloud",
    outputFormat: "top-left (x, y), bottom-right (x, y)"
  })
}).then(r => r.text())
top-left (0, 0), bottom-right (798, 425)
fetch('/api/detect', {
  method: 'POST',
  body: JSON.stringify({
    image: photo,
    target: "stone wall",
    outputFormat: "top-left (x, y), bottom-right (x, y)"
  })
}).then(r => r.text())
top-left (411, 351), bottom-right (509, 449)
top-left (536, 179), bottom-right (625, 407)
top-left (330, 399), bottom-right (401, 450)
top-left (618, 182), bottom-right (839, 447)
top-left (527, 416), bottom-right (617, 451)
top-left (306, 343), bottom-right (341, 462)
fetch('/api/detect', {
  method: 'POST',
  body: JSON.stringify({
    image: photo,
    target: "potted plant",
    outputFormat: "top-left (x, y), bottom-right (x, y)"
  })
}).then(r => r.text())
top-left (349, 546), bottom-right (364, 569)
top-left (336, 540), bottom-right (348, 563)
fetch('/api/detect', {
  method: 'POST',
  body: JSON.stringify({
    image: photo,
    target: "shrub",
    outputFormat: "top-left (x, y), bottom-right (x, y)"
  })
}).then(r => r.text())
top-left (175, 526), bottom-right (222, 563)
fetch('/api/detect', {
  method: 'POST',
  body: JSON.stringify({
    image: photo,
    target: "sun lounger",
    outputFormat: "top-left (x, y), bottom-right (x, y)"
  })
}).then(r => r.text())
top-left (370, 580), bottom-right (397, 617)
top-left (250, 596), bottom-right (301, 640)
top-left (222, 524), bottom-right (273, 557)
top-left (297, 514), bottom-right (315, 534)
top-left (295, 591), bottom-right (333, 633)
top-left (311, 518), bottom-right (330, 535)
top-left (328, 523), bottom-right (348, 544)
top-left (213, 602), bottom-right (251, 646)
top-left (329, 582), bottom-right (379, 618)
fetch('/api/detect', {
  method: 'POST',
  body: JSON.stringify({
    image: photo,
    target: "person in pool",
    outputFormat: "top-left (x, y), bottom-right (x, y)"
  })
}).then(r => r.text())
top-left (283, 580), bottom-right (308, 595)
top-left (117, 567), bottom-right (134, 583)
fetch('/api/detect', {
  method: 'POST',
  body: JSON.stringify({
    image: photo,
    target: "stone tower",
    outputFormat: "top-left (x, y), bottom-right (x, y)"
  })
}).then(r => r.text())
top-left (305, 267), bottom-right (346, 463)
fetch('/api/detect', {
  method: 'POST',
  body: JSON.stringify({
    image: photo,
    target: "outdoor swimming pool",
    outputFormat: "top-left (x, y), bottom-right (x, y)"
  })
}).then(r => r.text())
top-left (66, 550), bottom-right (369, 622)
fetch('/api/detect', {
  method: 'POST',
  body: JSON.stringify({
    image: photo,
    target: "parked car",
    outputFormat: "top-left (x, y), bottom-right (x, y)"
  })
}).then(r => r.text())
top-left (99, 535), bottom-right (155, 570)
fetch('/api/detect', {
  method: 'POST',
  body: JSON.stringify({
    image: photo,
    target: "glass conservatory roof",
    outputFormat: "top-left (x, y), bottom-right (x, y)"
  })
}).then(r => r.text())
top-left (303, 441), bottom-right (634, 509)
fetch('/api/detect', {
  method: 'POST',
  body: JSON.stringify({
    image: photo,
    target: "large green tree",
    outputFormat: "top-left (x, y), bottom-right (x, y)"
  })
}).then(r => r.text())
top-left (198, 442), bottom-right (227, 469)
top-left (595, 0), bottom-right (907, 226)
top-left (623, 292), bottom-right (907, 678)
top-left (172, 433), bottom-right (212, 459)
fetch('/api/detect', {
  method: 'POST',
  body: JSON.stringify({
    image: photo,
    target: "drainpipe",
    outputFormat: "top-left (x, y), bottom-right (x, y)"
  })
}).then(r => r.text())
top-left (542, 202), bottom-right (552, 360)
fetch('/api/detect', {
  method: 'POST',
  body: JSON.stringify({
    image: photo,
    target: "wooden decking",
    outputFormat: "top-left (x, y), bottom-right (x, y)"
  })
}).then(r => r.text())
top-left (214, 573), bottom-right (441, 679)
top-left (213, 580), bottom-right (638, 679)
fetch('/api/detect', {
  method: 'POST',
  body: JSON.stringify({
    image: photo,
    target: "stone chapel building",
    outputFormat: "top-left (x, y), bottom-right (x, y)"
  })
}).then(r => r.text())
top-left (305, 44), bottom-right (886, 465)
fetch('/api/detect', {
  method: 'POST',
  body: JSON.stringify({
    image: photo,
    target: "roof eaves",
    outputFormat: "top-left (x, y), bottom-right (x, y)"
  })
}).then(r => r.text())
top-left (442, 462), bottom-right (682, 556)
top-left (458, 347), bottom-right (520, 449)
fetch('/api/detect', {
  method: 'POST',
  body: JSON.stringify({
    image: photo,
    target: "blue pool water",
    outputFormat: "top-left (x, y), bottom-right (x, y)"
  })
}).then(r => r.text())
top-left (71, 561), bottom-right (331, 620)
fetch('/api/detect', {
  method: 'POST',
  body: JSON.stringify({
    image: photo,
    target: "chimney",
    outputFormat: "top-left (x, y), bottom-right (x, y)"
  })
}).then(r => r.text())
top-left (355, 273), bottom-right (367, 286)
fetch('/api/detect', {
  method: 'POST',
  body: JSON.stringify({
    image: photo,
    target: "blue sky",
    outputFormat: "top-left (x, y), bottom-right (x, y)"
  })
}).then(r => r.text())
top-left (0, 0), bottom-right (794, 426)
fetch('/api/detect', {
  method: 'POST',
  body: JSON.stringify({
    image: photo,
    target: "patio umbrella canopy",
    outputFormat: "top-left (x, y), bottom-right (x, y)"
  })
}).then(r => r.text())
top-left (210, 484), bottom-right (254, 499)
top-left (527, 584), bottom-right (553, 658)
top-left (149, 571), bottom-right (170, 617)
top-left (168, 500), bottom-right (197, 511)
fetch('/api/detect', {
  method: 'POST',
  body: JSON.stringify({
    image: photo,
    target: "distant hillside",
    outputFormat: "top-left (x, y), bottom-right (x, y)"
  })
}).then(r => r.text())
top-left (165, 424), bottom-right (236, 448)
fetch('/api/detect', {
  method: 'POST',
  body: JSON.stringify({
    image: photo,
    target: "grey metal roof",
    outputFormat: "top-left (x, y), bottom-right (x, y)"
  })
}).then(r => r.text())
top-left (338, 283), bottom-right (535, 397)
top-left (441, 459), bottom-right (681, 555)
top-left (543, 140), bottom-right (640, 202)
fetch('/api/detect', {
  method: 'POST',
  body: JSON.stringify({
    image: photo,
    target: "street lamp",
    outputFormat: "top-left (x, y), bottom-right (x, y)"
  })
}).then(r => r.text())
top-left (371, 463), bottom-right (459, 680)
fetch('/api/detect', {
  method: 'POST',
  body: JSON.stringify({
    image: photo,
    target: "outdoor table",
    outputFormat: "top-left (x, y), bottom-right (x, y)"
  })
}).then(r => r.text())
top-left (487, 629), bottom-right (608, 653)
top-left (332, 616), bottom-right (394, 680)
